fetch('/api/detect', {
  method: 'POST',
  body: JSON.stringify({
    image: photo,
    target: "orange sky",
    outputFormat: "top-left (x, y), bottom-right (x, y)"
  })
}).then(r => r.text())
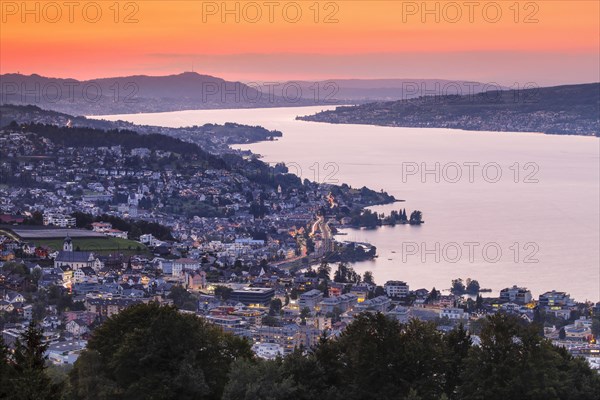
top-left (1, 1), bottom-right (599, 84)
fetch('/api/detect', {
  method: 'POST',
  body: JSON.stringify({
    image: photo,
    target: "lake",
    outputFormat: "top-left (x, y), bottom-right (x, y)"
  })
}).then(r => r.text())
top-left (96, 106), bottom-right (600, 301)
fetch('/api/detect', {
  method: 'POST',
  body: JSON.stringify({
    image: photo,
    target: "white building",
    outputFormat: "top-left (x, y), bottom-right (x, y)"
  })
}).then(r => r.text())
top-left (172, 258), bottom-right (201, 276)
top-left (43, 213), bottom-right (76, 228)
top-left (500, 285), bottom-right (532, 304)
top-left (440, 307), bottom-right (469, 320)
top-left (299, 289), bottom-right (324, 312)
top-left (252, 342), bottom-right (284, 360)
top-left (384, 281), bottom-right (410, 298)
top-left (46, 340), bottom-right (87, 365)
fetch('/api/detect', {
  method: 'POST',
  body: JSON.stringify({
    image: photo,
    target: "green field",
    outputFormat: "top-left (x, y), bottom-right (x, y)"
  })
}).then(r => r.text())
top-left (33, 237), bottom-right (149, 256)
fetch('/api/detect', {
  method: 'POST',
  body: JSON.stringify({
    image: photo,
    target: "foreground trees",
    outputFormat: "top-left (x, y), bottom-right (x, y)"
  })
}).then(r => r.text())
top-left (67, 303), bottom-right (253, 400)
top-left (223, 313), bottom-right (600, 400)
top-left (0, 322), bottom-right (62, 400)
top-left (459, 313), bottom-right (600, 400)
top-left (3, 306), bottom-right (598, 400)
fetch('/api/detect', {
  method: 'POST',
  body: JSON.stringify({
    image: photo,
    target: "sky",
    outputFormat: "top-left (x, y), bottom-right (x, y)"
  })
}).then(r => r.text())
top-left (1, 1), bottom-right (599, 85)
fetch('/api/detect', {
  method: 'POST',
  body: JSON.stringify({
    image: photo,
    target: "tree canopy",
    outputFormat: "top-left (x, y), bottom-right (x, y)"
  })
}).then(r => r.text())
top-left (2, 308), bottom-right (598, 400)
top-left (67, 303), bottom-right (252, 400)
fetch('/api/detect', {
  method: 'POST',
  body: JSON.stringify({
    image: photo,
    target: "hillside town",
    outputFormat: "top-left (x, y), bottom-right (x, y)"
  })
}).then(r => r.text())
top-left (1, 117), bottom-right (598, 381)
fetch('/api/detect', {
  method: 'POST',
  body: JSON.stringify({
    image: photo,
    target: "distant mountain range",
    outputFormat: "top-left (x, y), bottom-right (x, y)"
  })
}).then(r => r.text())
top-left (297, 83), bottom-right (600, 136)
top-left (0, 72), bottom-right (490, 116)
top-left (0, 72), bottom-right (291, 115)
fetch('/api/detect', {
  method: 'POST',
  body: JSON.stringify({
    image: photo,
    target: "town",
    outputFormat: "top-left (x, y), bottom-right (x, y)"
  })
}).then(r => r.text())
top-left (0, 112), bottom-right (598, 387)
top-left (1, 232), bottom-right (599, 370)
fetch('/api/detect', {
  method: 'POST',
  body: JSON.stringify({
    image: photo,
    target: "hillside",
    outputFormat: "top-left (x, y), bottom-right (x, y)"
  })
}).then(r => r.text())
top-left (0, 72), bottom-right (341, 115)
top-left (0, 104), bottom-right (282, 154)
top-left (0, 73), bottom-right (497, 115)
top-left (6, 121), bottom-right (228, 170)
top-left (298, 83), bottom-right (600, 136)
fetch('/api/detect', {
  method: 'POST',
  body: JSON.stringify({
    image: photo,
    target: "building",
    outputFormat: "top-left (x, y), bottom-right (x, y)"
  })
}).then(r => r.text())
top-left (319, 293), bottom-right (358, 314)
top-left (255, 324), bottom-right (321, 354)
top-left (298, 289), bottom-right (324, 312)
top-left (91, 222), bottom-right (112, 233)
top-left (72, 267), bottom-right (98, 284)
top-left (230, 287), bottom-right (275, 306)
top-left (440, 307), bottom-right (469, 320)
top-left (43, 213), bottom-right (76, 228)
top-left (384, 281), bottom-right (410, 298)
top-left (328, 282), bottom-right (345, 297)
top-left (205, 315), bottom-right (245, 334)
top-left (539, 291), bottom-right (573, 308)
top-left (46, 340), bottom-right (87, 365)
top-left (500, 286), bottom-right (532, 304)
top-left (85, 297), bottom-right (142, 317)
top-left (105, 229), bottom-right (128, 239)
top-left (54, 236), bottom-right (95, 270)
top-left (350, 285), bottom-right (370, 303)
top-left (355, 296), bottom-right (391, 313)
top-left (65, 319), bottom-right (90, 337)
top-left (252, 342), bottom-right (284, 360)
top-left (387, 305), bottom-right (411, 323)
top-left (256, 324), bottom-right (300, 355)
top-left (186, 271), bottom-right (207, 290)
top-left (172, 258), bottom-right (201, 276)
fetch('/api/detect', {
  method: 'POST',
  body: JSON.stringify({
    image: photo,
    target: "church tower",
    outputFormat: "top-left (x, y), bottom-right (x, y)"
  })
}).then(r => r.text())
top-left (63, 235), bottom-right (73, 252)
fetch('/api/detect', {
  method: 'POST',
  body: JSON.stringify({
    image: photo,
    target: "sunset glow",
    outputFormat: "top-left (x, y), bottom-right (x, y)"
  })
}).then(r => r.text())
top-left (1, 1), bottom-right (599, 84)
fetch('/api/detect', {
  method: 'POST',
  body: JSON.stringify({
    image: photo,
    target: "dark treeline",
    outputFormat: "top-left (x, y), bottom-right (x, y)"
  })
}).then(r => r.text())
top-left (73, 212), bottom-right (174, 241)
top-left (2, 304), bottom-right (598, 400)
top-left (8, 122), bottom-right (226, 168)
top-left (350, 208), bottom-right (423, 228)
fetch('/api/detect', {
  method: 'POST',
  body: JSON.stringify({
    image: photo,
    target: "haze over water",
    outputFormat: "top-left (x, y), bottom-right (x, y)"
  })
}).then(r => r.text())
top-left (98, 106), bottom-right (600, 301)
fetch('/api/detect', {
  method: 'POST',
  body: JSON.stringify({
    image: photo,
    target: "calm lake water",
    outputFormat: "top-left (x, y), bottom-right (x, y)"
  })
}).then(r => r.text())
top-left (97, 106), bottom-right (600, 301)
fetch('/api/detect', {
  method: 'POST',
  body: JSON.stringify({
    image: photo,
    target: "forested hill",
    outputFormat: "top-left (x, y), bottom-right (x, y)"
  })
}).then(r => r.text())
top-left (298, 83), bottom-right (600, 136)
top-left (0, 104), bottom-right (282, 153)
top-left (6, 122), bottom-right (227, 170)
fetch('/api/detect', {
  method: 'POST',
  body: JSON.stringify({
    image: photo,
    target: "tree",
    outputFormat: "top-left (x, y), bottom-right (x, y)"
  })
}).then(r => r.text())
top-left (559, 326), bottom-right (566, 340)
top-left (29, 267), bottom-right (42, 286)
top-left (405, 389), bottom-right (422, 400)
top-left (69, 303), bottom-right (253, 400)
top-left (317, 279), bottom-right (329, 298)
top-left (300, 307), bottom-right (311, 325)
top-left (214, 285), bottom-right (234, 301)
top-left (444, 324), bottom-right (471, 398)
top-left (465, 279), bottom-right (480, 295)
top-left (427, 287), bottom-right (440, 303)
top-left (0, 336), bottom-right (12, 399)
top-left (261, 315), bottom-right (280, 327)
top-left (317, 261), bottom-right (331, 280)
top-left (314, 313), bottom-right (448, 399)
top-left (222, 359), bottom-right (295, 400)
top-left (10, 321), bottom-right (62, 400)
top-left (592, 317), bottom-right (600, 338)
top-left (168, 285), bottom-right (194, 309)
top-left (362, 271), bottom-right (375, 285)
top-left (409, 210), bottom-right (423, 225)
top-left (451, 279), bottom-right (466, 295)
top-left (269, 298), bottom-right (282, 316)
top-left (305, 238), bottom-right (315, 255)
top-left (459, 313), bottom-right (600, 399)
top-left (334, 263), bottom-right (348, 283)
